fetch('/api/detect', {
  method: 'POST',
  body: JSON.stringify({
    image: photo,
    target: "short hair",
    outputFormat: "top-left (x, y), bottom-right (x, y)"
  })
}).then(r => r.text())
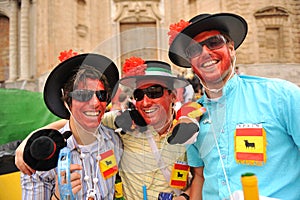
top-left (62, 64), bottom-right (110, 107)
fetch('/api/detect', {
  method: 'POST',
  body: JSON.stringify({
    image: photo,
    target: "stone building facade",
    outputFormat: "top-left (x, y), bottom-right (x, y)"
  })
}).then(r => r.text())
top-left (0, 0), bottom-right (299, 92)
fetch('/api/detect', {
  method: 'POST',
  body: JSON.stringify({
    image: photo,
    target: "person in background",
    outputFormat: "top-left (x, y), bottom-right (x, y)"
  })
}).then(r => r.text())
top-left (17, 52), bottom-right (122, 200)
top-left (168, 13), bottom-right (300, 200)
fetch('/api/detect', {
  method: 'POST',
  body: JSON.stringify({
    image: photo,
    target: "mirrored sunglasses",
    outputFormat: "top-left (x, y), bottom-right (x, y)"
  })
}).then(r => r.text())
top-left (69, 90), bottom-right (108, 102)
top-left (185, 35), bottom-right (227, 59)
top-left (133, 85), bottom-right (167, 101)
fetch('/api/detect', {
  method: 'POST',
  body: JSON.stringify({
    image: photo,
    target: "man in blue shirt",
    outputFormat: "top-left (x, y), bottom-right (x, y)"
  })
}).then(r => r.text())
top-left (168, 13), bottom-right (300, 200)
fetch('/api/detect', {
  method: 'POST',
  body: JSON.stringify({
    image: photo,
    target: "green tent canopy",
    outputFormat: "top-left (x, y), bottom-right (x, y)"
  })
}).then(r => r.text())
top-left (0, 88), bottom-right (60, 145)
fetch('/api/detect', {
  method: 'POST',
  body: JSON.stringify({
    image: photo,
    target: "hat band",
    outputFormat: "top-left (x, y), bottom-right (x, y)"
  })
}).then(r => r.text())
top-left (145, 67), bottom-right (173, 77)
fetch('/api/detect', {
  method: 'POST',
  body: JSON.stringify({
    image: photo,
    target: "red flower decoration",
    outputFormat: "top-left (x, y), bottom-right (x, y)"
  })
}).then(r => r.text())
top-left (168, 19), bottom-right (191, 45)
top-left (58, 49), bottom-right (78, 62)
top-left (122, 56), bottom-right (146, 78)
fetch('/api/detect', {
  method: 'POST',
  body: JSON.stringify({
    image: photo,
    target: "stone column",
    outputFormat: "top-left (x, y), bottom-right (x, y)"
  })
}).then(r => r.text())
top-left (19, 0), bottom-right (30, 80)
top-left (8, 0), bottom-right (18, 81)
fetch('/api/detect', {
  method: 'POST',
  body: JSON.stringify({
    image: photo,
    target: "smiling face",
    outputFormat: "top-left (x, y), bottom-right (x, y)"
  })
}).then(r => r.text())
top-left (134, 80), bottom-right (176, 134)
top-left (70, 78), bottom-right (107, 132)
top-left (189, 30), bottom-right (235, 87)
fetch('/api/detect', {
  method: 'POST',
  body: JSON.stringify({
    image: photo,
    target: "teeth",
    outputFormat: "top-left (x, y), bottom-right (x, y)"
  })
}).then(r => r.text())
top-left (84, 111), bottom-right (99, 116)
top-left (144, 108), bottom-right (156, 113)
top-left (203, 60), bottom-right (217, 67)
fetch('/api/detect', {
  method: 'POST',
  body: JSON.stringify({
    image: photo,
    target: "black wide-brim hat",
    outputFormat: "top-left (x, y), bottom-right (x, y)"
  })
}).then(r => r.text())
top-left (23, 129), bottom-right (68, 171)
top-left (44, 53), bottom-right (119, 119)
top-left (169, 13), bottom-right (248, 68)
top-left (116, 60), bottom-right (189, 91)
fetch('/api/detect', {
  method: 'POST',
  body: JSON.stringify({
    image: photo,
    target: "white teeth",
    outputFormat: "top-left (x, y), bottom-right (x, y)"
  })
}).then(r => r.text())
top-left (84, 111), bottom-right (99, 116)
top-left (203, 60), bottom-right (217, 67)
top-left (145, 109), bottom-right (155, 113)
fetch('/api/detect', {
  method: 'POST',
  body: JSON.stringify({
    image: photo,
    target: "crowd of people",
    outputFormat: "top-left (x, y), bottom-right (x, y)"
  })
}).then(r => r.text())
top-left (14, 12), bottom-right (300, 200)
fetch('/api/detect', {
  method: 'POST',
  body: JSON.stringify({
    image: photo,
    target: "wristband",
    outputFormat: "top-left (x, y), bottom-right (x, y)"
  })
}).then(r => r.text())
top-left (180, 193), bottom-right (190, 200)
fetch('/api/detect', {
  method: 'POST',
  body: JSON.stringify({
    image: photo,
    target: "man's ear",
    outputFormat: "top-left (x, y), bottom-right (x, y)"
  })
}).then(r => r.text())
top-left (228, 42), bottom-right (236, 61)
top-left (171, 90), bottom-right (177, 101)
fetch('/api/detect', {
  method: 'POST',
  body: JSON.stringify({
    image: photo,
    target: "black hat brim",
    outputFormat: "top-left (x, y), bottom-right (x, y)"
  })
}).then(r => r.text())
top-left (23, 129), bottom-right (66, 171)
top-left (169, 13), bottom-right (248, 68)
top-left (44, 53), bottom-right (119, 119)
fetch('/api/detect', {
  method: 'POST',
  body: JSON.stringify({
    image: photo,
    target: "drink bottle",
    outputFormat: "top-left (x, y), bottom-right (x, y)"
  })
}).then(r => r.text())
top-left (241, 172), bottom-right (259, 200)
top-left (114, 173), bottom-right (125, 200)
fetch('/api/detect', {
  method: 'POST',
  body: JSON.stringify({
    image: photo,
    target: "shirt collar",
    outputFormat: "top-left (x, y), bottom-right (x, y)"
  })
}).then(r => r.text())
top-left (200, 74), bottom-right (239, 103)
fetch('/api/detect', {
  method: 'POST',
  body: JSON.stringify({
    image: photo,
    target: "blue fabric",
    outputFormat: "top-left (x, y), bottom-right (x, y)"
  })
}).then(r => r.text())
top-left (22, 123), bottom-right (123, 200)
top-left (187, 74), bottom-right (300, 200)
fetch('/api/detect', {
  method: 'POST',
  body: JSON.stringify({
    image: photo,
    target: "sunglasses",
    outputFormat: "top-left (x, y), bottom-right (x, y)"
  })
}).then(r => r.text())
top-left (133, 85), bottom-right (167, 101)
top-left (185, 35), bottom-right (227, 59)
top-left (69, 90), bottom-right (108, 102)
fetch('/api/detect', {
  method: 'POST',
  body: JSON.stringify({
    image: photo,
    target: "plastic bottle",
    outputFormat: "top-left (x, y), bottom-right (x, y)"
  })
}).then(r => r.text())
top-left (114, 173), bottom-right (125, 200)
top-left (241, 172), bottom-right (259, 200)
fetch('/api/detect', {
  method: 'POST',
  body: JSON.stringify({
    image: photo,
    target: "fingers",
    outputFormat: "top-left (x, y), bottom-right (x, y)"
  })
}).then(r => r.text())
top-left (55, 164), bottom-right (83, 196)
top-left (70, 164), bottom-right (82, 194)
top-left (15, 142), bottom-right (36, 175)
top-left (70, 173), bottom-right (82, 194)
top-left (70, 164), bottom-right (82, 172)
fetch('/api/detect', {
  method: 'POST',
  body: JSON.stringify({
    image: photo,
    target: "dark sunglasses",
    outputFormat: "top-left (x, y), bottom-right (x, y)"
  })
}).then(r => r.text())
top-left (69, 90), bottom-right (108, 102)
top-left (133, 85), bottom-right (167, 101)
top-left (185, 35), bottom-right (227, 59)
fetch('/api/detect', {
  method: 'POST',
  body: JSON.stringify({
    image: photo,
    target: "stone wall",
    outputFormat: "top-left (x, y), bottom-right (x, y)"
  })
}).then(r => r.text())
top-left (0, 0), bottom-right (299, 91)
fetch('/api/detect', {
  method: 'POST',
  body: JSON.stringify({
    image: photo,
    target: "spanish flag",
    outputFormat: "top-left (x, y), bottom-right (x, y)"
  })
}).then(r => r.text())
top-left (170, 162), bottom-right (190, 189)
top-left (99, 150), bottom-right (118, 179)
top-left (234, 124), bottom-right (267, 166)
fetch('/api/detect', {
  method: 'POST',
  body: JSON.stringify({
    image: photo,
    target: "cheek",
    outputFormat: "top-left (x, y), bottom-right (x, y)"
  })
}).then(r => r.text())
top-left (158, 99), bottom-right (173, 116)
top-left (191, 64), bottom-right (204, 80)
top-left (219, 52), bottom-right (232, 72)
top-left (69, 101), bottom-right (83, 115)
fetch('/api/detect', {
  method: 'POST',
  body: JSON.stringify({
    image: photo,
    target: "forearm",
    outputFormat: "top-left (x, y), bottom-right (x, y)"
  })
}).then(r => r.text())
top-left (189, 167), bottom-right (204, 200)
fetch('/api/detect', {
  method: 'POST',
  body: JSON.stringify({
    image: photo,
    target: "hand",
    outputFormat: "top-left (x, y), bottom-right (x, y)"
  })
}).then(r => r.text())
top-left (168, 119), bottom-right (199, 145)
top-left (15, 140), bottom-right (35, 175)
top-left (114, 110), bottom-right (134, 134)
top-left (114, 109), bottom-right (147, 134)
top-left (69, 164), bottom-right (82, 194)
top-left (54, 164), bottom-right (82, 199)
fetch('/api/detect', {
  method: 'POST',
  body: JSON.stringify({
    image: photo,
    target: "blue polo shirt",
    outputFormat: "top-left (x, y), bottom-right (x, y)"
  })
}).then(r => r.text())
top-left (187, 74), bottom-right (300, 200)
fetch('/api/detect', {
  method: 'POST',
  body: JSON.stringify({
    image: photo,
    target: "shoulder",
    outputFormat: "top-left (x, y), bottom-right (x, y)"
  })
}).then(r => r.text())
top-left (102, 111), bottom-right (118, 129)
top-left (238, 75), bottom-right (300, 94)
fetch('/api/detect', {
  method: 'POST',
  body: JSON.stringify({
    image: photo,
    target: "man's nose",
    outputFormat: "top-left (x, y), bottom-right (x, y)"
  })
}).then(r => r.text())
top-left (141, 94), bottom-right (152, 105)
top-left (90, 93), bottom-right (101, 105)
top-left (202, 44), bottom-right (211, 53)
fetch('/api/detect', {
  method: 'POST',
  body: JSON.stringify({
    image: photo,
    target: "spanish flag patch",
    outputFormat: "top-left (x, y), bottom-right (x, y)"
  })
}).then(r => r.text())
top-left (99, 149), bottom-right (118, 179)
top-left (170, 161), bottom-right (190, 189)
top-left (234, 124), bottom-right (267, 166)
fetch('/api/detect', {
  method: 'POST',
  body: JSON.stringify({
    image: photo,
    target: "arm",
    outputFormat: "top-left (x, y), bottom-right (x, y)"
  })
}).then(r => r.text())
top-left (189, 167), bottom-right (204, 200)
top-left (15, 119), bottom-right (68, 175)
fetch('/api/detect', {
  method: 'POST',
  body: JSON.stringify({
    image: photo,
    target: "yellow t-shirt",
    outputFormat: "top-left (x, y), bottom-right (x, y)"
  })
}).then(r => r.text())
top-left (102, 111), bottom-right (187, 200)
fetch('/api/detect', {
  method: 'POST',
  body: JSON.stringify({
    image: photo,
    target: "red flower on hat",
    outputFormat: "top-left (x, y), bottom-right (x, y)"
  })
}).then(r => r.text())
top-left (168, 19), bottom-right (191, 45)
top-left (58, 49), bottom-right (78, 62)
top-left (122, 56), bottom-right (146, 78)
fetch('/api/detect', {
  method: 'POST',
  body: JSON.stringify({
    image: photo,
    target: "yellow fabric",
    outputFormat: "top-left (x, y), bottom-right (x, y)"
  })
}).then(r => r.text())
top-left (102, 111), bottom-right (187, 199)
top-left (0, 171), bottom-right (22, 199)
top-left (119, 130), bottom-right (186, 200)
